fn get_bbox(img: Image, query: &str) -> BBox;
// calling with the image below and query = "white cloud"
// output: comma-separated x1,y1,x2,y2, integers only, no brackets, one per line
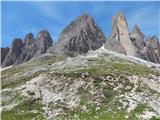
126,5,159,38
32,2,64,22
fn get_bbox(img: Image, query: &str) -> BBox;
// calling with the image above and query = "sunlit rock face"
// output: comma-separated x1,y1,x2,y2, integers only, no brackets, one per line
49,14,105,54
35,30,53,55
105,12,137,56
105,12,160,64
146,36,160,63
2,39,24,67
14,30,53,65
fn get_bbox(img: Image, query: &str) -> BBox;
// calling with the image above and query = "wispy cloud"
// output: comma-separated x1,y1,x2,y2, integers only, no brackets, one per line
126,3,159,38
1,1,160,47
32,2,65,22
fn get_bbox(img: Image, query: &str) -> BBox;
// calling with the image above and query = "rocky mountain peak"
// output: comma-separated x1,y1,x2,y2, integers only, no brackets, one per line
11,38,24,53
106,12,137,56
1,47,10,65
130,25,145,51
2,38,24,67
50,14,105,54
132,25,141,33
35,29,53,54
112,12,128,32
24,33,35,46
13,30,53,65
77,13,94,25
37,30,51,39
147,36,159,50
61,14,95,36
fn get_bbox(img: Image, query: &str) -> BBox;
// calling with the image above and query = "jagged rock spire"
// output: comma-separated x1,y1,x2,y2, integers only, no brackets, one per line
50,14,105,54
2,39,24,67
35,29,53,54
1,47,10,65
132,25,141,33
14,30,53,65
105,12,137,56
24,33,35,46
130,25,145,51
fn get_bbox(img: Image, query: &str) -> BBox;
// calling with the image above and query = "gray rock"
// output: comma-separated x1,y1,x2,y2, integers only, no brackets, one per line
129,25,148,60
129,25,160,63
49,14,105,54
34,30,53,56
104,38,126,54
105,12,137,56
14,30,53,65
2,39,24,67
24,33,35,46
147,36,160,55
1,47,10,65
130,25,146,51
14,33,36,65
105,12,160,64
146,36,160,63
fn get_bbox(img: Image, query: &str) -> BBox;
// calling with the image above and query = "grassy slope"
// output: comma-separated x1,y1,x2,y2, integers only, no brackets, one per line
1,56,160,120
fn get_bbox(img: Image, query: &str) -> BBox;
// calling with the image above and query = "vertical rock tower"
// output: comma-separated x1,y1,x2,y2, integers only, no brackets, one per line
105,12,137,56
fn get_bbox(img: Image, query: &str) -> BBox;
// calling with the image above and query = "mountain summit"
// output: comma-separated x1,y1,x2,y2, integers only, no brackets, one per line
1,12,160,68
49,14,106,54
105,12,137,56
105,12,160,63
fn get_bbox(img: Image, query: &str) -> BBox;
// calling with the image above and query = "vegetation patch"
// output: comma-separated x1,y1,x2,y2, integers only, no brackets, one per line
1,72,40,89
2,99,44,120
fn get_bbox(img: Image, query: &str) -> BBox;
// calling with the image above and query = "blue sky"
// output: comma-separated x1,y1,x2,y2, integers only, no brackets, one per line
1,1,160,47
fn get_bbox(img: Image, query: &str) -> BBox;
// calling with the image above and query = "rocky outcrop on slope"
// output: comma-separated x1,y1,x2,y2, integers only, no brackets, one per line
105,12,160,64
14,30,53,65
14,33,36,65
147,36,160,55
34,30,53,56
146,36,160,63
2,30,53,67
1,47,10,65
2,39,24,67
105,12,137,56
49,14,105,54
24,33,35,46
130,25,146,51
129,25,148,60
130,25,160,63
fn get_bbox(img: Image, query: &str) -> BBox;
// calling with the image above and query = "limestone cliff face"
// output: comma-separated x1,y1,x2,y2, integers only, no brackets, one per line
49,14,105,54
2,30,53,67
105,12,137,56
34,30,53,55
1,12,160,67
14,33,36,65
2,39,24,67
146,36,160,63
14,30,53,65
130,25,160,63
105,12,160,64
130,25,146,51
1,47,10,65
